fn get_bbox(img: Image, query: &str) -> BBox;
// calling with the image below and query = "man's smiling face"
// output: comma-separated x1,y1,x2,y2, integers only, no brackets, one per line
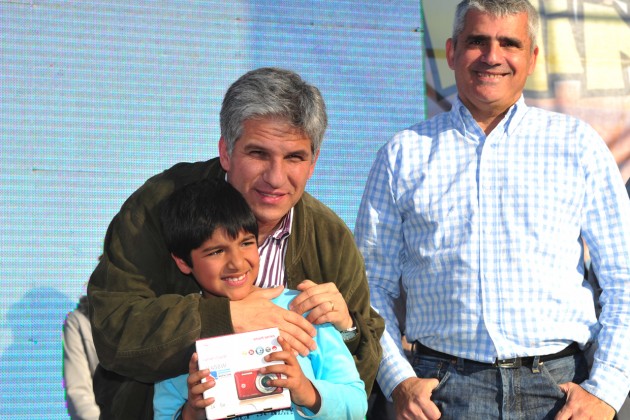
446,9,538,120
219,117,318,240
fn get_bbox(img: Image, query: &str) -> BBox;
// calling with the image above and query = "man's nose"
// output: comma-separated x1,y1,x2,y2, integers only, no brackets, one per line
262,159,286,188
482,42,501,65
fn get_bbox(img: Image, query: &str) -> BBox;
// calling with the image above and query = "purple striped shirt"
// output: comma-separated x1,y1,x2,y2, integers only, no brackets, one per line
255,208,292,288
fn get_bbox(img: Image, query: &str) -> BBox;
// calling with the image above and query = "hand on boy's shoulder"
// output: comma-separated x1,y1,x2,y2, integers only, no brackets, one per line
290,280,353,331
229,286,317,357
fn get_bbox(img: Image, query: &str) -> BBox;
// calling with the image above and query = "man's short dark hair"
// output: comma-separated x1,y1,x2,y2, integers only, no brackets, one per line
161,179,258,267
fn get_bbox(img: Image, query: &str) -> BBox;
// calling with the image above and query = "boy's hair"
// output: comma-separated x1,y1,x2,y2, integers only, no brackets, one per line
161,179,258,267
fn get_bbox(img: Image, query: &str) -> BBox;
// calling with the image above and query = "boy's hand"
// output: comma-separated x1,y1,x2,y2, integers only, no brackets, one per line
183,352,216,420
260,336,322,413
230,286,317,356
290,280,353,331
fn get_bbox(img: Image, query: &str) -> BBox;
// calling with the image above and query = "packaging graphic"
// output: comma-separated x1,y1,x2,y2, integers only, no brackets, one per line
196,327,291,419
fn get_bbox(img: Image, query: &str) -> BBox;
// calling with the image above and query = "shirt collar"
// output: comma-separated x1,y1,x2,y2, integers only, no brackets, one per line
450,95,529,139
270,207,293,241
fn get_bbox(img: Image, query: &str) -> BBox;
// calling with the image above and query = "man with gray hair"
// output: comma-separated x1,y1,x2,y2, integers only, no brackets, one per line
89,67,384,418
355,0,630,418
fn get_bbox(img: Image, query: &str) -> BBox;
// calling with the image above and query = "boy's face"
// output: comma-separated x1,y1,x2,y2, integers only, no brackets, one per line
172,228,259,301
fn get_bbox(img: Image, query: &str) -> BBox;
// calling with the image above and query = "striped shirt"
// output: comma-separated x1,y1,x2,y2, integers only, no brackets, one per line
354,96,630,411
256,208,292,288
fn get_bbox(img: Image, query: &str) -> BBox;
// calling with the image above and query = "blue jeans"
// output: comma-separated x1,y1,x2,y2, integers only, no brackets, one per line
411,351,589,420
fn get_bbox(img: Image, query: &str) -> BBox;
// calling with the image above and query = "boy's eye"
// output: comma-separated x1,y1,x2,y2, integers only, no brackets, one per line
206,249,223,257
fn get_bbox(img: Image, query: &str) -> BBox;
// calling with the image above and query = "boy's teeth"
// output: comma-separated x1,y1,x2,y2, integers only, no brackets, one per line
226,274,245,282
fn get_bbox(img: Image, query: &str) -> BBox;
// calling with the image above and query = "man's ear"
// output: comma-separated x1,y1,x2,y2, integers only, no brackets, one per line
171,253,193,275
218,137,230,172
527,45,539,76
446,38,455,70
307,149,319,180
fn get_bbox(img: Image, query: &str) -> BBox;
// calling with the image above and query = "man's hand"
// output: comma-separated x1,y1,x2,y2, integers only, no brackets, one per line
230,286,317,356
289,280,353,331
392,377,441,420
555,382,615,420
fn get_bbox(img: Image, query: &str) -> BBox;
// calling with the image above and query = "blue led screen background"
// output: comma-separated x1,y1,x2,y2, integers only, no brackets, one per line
0,1,424,417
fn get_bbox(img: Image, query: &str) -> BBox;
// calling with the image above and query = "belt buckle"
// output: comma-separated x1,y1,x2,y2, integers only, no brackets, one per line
494,357,522,368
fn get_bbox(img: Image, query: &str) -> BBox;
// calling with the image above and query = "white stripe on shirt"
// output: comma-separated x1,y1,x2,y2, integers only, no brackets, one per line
256,208,292,288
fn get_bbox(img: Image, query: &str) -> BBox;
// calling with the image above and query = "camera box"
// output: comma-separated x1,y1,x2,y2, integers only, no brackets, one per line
196,327,291,419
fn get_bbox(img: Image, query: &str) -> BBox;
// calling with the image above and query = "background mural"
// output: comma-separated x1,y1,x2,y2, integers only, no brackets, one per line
0,1,424,417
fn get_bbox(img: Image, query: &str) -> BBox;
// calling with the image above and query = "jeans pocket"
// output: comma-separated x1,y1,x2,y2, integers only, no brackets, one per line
412,355,452,392
539,354,589,398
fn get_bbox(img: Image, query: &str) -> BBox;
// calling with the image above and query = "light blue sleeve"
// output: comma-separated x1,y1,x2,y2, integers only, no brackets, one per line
297,323,367,420
153,374,188,420
354,144,416,398
578,124,630,411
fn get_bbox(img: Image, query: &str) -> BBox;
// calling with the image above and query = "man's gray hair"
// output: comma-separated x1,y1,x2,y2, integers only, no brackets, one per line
220,67,327,157
453,0,539,51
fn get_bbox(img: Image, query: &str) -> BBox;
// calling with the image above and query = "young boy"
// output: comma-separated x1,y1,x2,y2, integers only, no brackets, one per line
153,179,367,420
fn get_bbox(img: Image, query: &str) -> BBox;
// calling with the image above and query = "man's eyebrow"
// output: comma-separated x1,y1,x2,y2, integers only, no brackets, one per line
498,35,523,47
466,34,490,43
241,141,265,149
465,34,524,48
286,149,310,156
240,142,271,154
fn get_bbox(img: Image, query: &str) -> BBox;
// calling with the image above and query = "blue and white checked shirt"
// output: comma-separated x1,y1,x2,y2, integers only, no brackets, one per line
354,96,630,411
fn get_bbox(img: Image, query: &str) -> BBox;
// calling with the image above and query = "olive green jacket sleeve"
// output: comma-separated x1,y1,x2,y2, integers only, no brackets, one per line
285,193,384,395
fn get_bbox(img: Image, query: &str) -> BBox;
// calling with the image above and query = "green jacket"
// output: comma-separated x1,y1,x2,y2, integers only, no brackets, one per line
88,158,384,418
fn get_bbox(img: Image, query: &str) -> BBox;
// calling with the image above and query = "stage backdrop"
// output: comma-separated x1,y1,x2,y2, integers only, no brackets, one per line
0,1,424,418
424,0,630,181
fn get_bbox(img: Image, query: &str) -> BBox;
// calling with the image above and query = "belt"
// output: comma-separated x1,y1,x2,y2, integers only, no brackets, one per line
412,342,580,368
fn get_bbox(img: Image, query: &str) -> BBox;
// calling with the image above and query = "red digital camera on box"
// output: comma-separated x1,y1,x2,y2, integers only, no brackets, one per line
234,369,283,400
